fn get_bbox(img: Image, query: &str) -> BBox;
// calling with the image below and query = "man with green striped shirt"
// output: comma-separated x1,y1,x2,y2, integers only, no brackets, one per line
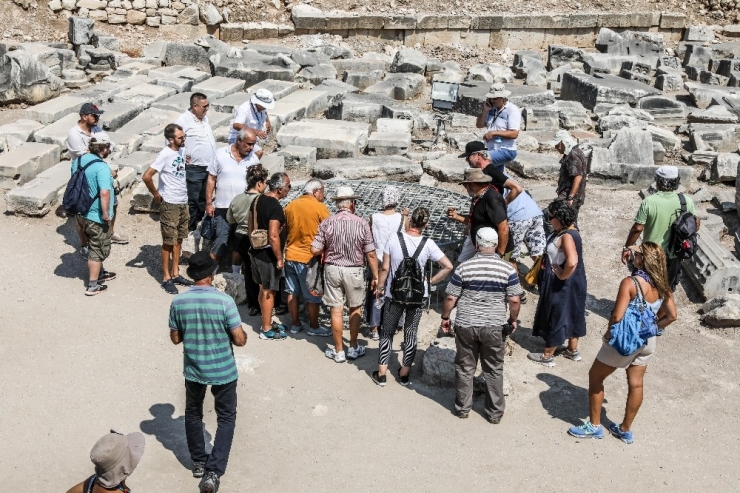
169,251,247,493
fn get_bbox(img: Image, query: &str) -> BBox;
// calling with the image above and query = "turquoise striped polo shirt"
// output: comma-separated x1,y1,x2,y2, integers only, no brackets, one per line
169,286,242,385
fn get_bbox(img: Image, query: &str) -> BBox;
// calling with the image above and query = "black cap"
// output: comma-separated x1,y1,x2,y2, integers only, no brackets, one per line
458,140,486,158
79,102,104,116
186,251,218,281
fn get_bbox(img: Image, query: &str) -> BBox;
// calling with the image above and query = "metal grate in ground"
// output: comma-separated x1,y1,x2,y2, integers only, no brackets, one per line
283,180,470,248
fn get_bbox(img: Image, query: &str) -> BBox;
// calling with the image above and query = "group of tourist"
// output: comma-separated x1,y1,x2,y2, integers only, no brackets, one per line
65,83,695,492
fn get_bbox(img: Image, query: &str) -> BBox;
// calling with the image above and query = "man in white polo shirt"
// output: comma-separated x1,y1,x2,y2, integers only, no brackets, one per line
205,128,260,267
228,89,274,159
476,83,521,174
142,123,195,295
174,92,217,234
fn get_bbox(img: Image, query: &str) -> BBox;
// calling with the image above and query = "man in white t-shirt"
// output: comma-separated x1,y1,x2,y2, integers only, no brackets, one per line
174,93,218,233
142,123,195,295
475,83,521,174
228,89,274,159
205,128,260,264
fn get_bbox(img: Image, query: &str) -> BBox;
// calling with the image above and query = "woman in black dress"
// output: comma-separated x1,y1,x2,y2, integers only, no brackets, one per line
529,200,587,367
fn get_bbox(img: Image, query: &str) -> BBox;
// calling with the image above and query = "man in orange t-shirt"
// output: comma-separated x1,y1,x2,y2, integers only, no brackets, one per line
284,179,331,336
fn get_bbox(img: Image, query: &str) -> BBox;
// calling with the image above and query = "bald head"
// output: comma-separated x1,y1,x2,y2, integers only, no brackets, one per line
235,127,257,158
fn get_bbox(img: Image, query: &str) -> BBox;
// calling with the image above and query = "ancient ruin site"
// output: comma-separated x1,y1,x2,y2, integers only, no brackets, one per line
1,0,739,490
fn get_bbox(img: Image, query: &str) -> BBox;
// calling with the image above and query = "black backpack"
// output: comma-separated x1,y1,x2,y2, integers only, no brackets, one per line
669,193,699,260
391,232,428,307
62,157,104,215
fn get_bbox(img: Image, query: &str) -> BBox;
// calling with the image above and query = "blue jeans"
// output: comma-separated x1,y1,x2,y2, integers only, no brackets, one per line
284,260,322,304
489,148,517,173
185,379,237,477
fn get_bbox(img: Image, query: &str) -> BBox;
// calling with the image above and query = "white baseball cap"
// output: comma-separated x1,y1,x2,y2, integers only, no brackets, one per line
90,131,111,145
655,165,678,179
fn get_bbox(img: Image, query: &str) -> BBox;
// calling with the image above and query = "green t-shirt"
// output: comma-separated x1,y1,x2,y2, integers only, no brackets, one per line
634,191,695,259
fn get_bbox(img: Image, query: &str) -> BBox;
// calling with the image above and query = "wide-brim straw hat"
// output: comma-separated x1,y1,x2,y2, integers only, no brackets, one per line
332,185,361,201
459,168,493,185
485,83,512,99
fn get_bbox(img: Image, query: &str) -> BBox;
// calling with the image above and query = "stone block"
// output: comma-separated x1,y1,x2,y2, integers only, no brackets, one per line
656,73,684,93
139,134,164,153
684,231,740,299
0,119,45,153
343,70,383,91
276,145,316,174
24,96,87,125
376,118,413,133
561,72,661,110
333,58,388,74
384,15,416,30
114,151,156,174
33,113,80,151
154,76,194,93
313,155,421,181
688,105,739,124
712,153,740,182
0,142,61,189
117,108,181,136
636,96,687,126
701,294,740,327
366,131,411,156
148,65,210,83
646,125,681,151
130,179,158,212
260,154,285,176
163,43,210,73
547,45,586,71
191,76,245,100
454,81,555,116
420,153,464,183
219,23,243,42
291,4,326,29
112,84,176,108
5,162,70,216
294,64,338,86
724,25,740,38
690,123,740,152
149,92,192,113
99,101,146,132
684,25,715,43
390,48,427,75
522,106,560,131
106,132,143,157
465,63,514,84
470,14,503,30
364,73,426,101
277,119,369,159
506,150,561,180
246,79,300,100
326,92,394,125
659,13,686,29
68,17,94,45
210,92,251,115
269,89,328,126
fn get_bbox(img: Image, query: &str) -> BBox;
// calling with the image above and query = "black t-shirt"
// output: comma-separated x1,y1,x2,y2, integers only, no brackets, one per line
481,165,508,193
251,194,286,261
470,187,515,253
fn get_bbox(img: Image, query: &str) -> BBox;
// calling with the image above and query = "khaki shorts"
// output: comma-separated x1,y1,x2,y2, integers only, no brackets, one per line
76,215,110,262
323,264,365,308
596,337,656,369
159,202,189,246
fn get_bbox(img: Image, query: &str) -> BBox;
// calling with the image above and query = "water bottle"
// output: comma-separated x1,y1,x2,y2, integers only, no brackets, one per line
493,135,503,150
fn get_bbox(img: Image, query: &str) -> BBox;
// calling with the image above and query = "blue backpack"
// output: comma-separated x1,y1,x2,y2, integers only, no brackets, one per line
62,157,103,215
608,277,659,356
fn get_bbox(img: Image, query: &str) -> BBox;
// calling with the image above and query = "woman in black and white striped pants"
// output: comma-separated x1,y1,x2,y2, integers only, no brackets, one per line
372,208,454,387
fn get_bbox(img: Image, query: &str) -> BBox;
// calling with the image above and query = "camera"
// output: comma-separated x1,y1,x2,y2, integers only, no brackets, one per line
502,323,515,339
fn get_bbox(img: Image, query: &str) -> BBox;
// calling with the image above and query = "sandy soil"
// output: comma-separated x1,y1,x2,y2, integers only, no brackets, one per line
1,178,739,491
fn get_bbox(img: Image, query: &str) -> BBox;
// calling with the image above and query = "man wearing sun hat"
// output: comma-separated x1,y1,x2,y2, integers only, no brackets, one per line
66,430,145,493
475,83,521,173
621,165,699,290
311,186,378,363
169,250,247,493
229,88,274,158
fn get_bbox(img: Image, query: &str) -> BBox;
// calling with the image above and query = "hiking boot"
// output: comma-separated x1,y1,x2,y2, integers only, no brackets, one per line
259,330,284,340
397,368,410,386
325,349,346,363
346,345,366,360
307,326,331,337
85,284,108,296
608,423,634,444
568,421,604,439
371,371,387,387
161,279,178,295
200,471,220,493
171,275,194,286
98,270,116,283
527,352,555,367
110,233,129,245
192,462,206,478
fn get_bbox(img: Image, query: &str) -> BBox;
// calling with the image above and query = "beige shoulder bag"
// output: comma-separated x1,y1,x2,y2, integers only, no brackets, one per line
249,195,269,249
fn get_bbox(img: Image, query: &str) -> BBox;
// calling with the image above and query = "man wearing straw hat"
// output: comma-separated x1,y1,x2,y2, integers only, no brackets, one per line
475,83,521,173
311,186,378,363
228,88,275,158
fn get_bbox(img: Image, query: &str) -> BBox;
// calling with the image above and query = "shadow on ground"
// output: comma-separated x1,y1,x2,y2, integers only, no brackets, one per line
537,373,608,427
140,403,212,471
126,244,164,283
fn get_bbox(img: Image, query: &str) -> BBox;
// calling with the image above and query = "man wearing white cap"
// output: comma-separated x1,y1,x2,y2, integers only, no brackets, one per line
475,83,521,173
311,186,378,363
622,166,699,290
440,227,522,423
229,88,274,158
70,132,117,296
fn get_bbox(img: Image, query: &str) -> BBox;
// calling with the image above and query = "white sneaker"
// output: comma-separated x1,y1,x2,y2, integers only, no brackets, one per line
325,349,346,363
290,324,304,334
346,345,366,360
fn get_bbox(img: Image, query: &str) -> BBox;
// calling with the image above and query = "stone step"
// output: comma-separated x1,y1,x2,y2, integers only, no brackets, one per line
6,161,70,216
191,76,245,99
112,84,177,108
117,108,182,136
277,119,369,159
366,131,411,156
114,151,158,174
268,90,328,126
685,231,740,299
130,179,159,213
33,113,81,153
24,95,87,125
0,119,46,153
313,155,421,181
0,142,61,190
100,101,146,132
150,93,193,113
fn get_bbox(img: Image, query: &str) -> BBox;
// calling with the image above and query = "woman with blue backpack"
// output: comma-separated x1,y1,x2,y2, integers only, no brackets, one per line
568,241,677,444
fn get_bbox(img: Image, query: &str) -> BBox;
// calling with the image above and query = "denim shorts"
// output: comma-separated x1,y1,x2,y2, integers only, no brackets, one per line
284,260,322,304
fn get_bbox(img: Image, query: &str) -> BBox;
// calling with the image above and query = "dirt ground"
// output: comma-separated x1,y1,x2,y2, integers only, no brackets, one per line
1,176,739,491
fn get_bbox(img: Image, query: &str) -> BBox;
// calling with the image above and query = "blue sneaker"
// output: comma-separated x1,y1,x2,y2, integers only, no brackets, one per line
568,420,604,439
608,423,634,444
259,330,285,340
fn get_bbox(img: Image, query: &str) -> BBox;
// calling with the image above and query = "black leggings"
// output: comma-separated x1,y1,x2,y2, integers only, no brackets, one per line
378,299,425,367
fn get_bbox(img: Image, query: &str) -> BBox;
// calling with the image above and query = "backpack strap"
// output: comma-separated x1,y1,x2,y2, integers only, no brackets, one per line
397,231,410,259
411,237,428,261
630,276,647,312
396,215,404,232
678,192,687,215
79,158,105,171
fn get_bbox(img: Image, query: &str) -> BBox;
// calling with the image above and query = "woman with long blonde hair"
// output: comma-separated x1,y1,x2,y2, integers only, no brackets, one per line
568,241,677,444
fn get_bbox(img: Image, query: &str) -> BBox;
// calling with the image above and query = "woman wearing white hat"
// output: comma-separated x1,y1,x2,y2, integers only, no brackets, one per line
66,430,145,493
228,88,275,158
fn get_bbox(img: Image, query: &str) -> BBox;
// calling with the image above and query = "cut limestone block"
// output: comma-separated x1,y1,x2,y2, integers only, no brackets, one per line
269,90,328,126
376,118,413,133
106,132,144,157
140,134,163,153
684,231,740,299
147,65,211,83
421,154,465,183
210,93,252,114
99,101,146,132
561,72,661,110
150,92,192,113
246,79,300,100
5,161,70,216
277,119,370,159
117,108,182,136
0,142,61,189
33,113,80,151
24,95,87,125
112,84,177,108
130,179,158,212
0,119,45,153
366,131,411,156
191,76,245,99
261,154,285,175
313,155,421,181
115,151,157,174
506,151,562,180
363,73,426,101
327,92,395,125
276,145,317,174
711,153,740,182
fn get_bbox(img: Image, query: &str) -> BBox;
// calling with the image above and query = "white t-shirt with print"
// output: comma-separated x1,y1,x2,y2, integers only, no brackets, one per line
151,147,188,205
383,232,445,299
206,145,260,209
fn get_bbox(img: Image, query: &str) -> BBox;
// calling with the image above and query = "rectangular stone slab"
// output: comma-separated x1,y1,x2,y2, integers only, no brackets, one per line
561,72,661,110
191,76,245,99
117,108,182,136
24,95,87,125
0,119,45,153
33,113,80,152
114,151,158,174
0,142,61,189
112,84,177,108
5,161,71,216
269,90,328,126
277,119,369,159
99,101,146,132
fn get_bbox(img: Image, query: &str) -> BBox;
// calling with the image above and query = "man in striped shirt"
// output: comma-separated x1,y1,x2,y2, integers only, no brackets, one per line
311,186,378,363
440,227,522,424
169,251,247,493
